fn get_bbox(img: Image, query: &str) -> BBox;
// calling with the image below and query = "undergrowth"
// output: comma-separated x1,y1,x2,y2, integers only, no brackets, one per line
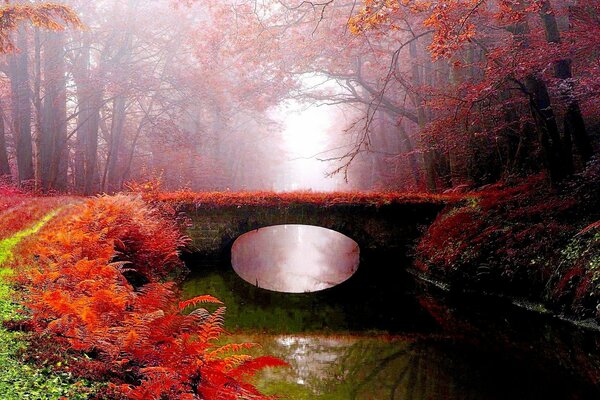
416,162,600,322
2,194,285,399
0,207,94,399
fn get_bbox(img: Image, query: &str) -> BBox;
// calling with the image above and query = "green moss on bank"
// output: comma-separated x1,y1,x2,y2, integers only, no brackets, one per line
0,210,94,399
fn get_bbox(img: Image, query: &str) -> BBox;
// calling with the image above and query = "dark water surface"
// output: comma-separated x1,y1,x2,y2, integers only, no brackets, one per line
182,226,600,399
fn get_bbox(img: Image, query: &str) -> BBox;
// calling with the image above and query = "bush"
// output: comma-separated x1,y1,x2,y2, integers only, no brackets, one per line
416,166,600,321
10,195,285,399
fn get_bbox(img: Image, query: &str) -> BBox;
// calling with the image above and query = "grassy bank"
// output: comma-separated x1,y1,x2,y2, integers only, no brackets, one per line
0,206,94,399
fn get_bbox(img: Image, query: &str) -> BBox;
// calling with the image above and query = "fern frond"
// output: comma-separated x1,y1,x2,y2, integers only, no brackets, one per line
207,342,259,359
180,307,211,332
197,306,226,342
221,354,253,371
179,295,223,311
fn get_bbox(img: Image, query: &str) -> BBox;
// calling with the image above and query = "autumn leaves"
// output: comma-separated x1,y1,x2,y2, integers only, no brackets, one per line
3,194,284,399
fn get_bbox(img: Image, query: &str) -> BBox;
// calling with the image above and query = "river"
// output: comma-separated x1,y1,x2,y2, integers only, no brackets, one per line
182,227,600,399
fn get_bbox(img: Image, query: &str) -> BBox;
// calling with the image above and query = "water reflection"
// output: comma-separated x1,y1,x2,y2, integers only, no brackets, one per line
241,333,598,400
231,225,359,293
183,249,600,399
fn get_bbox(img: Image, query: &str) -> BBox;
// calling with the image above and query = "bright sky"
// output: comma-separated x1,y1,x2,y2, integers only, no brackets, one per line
273,100,348,192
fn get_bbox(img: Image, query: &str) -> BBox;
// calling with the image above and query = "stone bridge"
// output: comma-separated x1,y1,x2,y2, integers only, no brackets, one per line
179,201,446,257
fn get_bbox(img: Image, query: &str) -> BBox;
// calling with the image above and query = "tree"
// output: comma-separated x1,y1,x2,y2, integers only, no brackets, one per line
347,0,598,185
0,2,81,186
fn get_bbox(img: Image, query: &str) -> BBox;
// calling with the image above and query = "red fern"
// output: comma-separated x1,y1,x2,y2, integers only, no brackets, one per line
178,294,224,310
7,194,285,399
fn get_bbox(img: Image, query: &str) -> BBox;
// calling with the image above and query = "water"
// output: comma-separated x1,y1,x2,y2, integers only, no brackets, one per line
182,226,600,399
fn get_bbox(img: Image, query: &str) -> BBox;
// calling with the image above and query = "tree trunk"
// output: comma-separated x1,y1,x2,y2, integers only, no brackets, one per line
41,31,68,191
448,54,469,187
509,19,570,182
106,96,127,192
84,97,100,195
73,36,101,195
33,27,43,189
9,25,34,184
397,121,421,188
540,0,593,164
105,0,137,193
0,107,10,176
409,39,436,192
73,122,85,191
524,75,569,181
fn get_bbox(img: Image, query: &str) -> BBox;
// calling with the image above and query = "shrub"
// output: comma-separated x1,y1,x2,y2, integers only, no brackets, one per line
416,167,600,318
11,195,285,399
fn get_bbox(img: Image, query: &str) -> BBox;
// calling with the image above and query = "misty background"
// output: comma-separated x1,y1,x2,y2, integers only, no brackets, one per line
2,0,596,194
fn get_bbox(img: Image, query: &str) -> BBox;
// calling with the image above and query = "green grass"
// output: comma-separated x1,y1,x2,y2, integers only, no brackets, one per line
0,210,58,265
0,209,94,399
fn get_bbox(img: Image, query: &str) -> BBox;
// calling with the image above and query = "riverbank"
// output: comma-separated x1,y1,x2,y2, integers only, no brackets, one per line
415,162,600,326
0,193,94,399
0,188,284,399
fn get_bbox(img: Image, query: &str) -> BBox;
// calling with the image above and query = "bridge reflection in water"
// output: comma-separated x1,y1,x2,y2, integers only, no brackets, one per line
244,334,463,399
231,224,359,293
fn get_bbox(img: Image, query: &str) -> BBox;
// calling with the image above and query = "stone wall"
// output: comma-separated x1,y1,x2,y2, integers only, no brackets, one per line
182,202,444,256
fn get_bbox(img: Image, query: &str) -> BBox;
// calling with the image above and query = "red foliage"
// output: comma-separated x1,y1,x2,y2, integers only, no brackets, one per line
348,0,600,187
416,174,595,292
415,207,484,271
416,167,600,320
0,182,24,198
0,193,68,240
137,188,462,208
0,182,28,214
8,195,285,399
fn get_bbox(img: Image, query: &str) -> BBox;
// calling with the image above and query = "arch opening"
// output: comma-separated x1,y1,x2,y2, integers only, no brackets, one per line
231,224,360,293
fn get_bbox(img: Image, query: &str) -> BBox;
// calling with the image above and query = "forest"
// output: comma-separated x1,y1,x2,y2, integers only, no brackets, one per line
0,0,595,192
0,0,599,399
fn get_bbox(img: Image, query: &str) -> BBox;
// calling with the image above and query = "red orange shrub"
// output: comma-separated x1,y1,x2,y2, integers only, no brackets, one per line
10,195,285,399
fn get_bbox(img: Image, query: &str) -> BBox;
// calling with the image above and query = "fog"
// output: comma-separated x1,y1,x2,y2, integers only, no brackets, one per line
273,101,348,191
231,225,359,293
0,0,429,193
3,0,592,193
